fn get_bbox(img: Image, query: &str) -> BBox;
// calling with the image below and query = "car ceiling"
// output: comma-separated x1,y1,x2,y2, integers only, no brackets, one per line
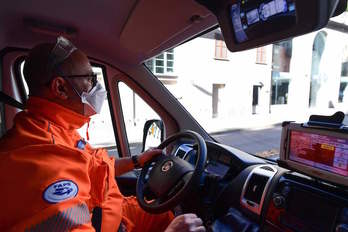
1,0,217,67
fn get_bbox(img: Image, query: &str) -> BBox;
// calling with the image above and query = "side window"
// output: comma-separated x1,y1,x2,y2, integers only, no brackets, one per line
118,82,161,155
78,67,117,150
20,61,29,98
19,61,117,152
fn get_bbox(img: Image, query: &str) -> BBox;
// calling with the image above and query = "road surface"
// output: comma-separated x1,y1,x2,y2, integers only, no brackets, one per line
212,115,348,158
212,126,282,158
110,115,348,159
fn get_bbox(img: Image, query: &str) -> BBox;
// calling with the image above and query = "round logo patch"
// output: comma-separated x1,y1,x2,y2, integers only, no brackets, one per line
43,180,78,204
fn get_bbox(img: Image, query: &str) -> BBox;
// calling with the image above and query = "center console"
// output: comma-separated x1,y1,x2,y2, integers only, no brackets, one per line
211,113,348,232
264,173,348,232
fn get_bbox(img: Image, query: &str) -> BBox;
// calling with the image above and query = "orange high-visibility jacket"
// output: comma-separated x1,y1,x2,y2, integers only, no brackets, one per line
0,97,124,231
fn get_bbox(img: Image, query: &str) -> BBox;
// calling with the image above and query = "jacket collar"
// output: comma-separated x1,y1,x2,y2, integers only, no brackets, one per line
26,97,90,130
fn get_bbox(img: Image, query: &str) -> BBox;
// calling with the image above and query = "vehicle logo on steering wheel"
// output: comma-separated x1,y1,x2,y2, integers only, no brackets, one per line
161,160,174,172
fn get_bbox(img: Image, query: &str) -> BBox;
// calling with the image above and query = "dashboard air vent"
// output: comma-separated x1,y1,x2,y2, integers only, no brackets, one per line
244,174,269,204
240,165,277,215
260,165,276,172
176,149,186,159
174,144,193,159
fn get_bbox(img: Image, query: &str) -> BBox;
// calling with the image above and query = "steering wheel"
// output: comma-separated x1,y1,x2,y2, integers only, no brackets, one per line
136,130,207,214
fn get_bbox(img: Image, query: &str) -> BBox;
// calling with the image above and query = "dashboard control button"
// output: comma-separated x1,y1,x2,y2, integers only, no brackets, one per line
281,185,291,196
273,195,285,208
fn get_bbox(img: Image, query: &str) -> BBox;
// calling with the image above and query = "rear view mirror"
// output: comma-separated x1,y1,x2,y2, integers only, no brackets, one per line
196,0,347,52
142,119,164,152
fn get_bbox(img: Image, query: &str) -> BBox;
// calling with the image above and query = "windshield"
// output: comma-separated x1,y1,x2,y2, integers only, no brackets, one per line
145,13,348,160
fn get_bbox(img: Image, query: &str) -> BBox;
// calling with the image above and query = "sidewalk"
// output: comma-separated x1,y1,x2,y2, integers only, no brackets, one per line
86,107,347,148
205,108,347,135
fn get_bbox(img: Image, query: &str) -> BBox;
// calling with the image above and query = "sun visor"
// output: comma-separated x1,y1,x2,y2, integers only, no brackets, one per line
120,0,212,55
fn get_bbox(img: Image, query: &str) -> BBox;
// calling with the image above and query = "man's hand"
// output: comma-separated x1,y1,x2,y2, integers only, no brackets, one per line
114,149,162,176
165,214,205,232
137,149,163,167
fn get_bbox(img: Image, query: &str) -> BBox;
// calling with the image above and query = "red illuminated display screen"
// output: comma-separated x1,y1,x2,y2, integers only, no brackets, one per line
289,130,348,177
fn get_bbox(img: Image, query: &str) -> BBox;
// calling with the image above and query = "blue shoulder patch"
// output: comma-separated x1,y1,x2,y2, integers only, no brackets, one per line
76,139,86,150
43,180,78,204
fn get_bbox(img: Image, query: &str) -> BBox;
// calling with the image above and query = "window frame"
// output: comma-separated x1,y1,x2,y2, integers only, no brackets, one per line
118,81,163,155
106,66,179,158
89,62,120,151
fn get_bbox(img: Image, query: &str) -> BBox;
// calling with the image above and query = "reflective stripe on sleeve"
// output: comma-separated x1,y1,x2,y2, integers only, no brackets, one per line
25,203,90,232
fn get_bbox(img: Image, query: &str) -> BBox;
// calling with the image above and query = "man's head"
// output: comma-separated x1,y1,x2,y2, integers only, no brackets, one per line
23,37,98,116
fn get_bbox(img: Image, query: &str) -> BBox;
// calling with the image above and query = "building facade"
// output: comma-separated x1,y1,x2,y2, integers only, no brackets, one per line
145,20,348,132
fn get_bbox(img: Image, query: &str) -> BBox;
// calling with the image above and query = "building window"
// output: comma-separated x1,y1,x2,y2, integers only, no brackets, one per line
145,49,174,75
339,60,348,103
309,31,327,107
256,46,267,64
271,40,292,105
339,81,348,103
215,40,228,60
271,71,290,105
272,40,292,72
212,83,225,118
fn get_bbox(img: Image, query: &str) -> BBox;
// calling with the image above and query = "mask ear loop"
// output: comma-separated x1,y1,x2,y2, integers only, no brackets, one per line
86,121,90,141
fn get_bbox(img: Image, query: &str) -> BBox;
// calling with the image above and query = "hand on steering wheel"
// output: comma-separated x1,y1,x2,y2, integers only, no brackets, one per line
136,130,207,214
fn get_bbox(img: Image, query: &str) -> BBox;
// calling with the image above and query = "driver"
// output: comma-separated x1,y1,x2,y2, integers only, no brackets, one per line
0,37,205,232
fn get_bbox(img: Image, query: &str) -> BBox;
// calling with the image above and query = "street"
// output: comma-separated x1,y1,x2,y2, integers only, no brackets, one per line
126,126,283,158
212,125,282,158
110,115,348,159
212,115,348,158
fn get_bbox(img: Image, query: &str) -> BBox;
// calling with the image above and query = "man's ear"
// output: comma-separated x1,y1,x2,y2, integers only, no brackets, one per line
50,77,69,100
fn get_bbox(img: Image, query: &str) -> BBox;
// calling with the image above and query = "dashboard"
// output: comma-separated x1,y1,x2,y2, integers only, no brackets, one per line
172,140,348,232
174,143,242,178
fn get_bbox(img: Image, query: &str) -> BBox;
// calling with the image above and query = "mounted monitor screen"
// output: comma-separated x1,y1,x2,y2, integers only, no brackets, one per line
279,123,348,187
196,0,345,52
230,0,296,43
289,130,348,177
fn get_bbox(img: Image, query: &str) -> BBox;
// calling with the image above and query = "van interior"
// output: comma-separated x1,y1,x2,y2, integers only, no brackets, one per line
1,1,348,231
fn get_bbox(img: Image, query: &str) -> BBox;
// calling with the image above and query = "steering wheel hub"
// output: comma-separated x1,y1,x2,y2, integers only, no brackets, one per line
161,160,174,172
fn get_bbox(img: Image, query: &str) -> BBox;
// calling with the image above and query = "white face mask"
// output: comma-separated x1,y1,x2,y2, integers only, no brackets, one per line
80,82,107,116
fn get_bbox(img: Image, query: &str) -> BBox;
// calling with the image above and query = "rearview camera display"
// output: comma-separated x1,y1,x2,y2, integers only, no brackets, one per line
289,130,348,177
230,0,296,43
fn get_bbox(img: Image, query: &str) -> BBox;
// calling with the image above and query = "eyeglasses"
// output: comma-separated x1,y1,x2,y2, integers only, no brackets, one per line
61,73,98,88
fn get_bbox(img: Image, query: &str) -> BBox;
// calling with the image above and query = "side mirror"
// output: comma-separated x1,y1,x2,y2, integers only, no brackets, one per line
142,119,164,152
